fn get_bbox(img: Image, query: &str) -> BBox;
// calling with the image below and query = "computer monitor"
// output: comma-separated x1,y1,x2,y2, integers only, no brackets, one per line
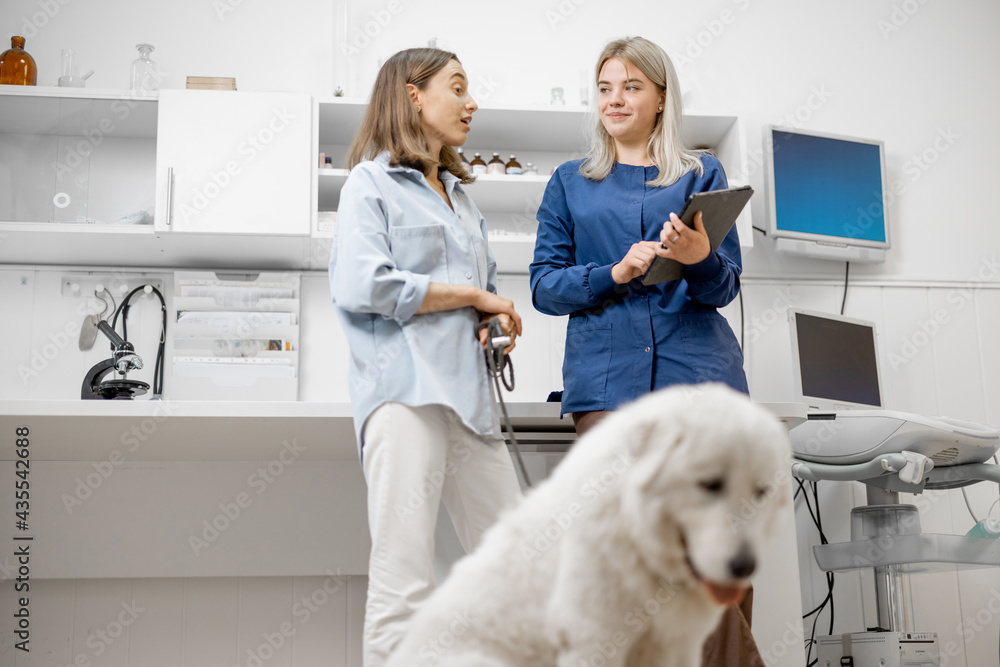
764,126,889,263
789,309,883,410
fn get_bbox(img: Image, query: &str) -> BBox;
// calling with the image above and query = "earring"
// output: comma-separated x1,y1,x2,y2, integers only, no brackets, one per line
658,106,663,111
416,106,421,113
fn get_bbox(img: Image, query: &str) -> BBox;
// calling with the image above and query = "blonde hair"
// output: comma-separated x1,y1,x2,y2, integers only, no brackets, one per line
347,48,473,184
580,36,704,187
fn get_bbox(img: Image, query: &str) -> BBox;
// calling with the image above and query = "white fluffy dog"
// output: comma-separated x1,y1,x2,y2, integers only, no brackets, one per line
385,383,791,667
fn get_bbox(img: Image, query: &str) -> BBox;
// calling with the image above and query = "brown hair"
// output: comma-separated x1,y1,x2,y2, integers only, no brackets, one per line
346,48,473,184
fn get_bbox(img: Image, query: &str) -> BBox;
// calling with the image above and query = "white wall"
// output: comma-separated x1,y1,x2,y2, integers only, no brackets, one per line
8,0,996,281
2,0,1000,666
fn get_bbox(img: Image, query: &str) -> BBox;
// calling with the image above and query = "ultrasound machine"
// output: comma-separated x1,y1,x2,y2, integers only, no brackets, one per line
786,309,1000,667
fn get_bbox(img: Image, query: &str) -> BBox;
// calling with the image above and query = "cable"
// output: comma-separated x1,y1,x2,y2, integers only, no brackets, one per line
110,285,167,397
840,262,850,315
988,498,1000,520
994,455,999,501
961,455,1000,524
482,317,531,488
96,287,116,322
795,478,835,667
962,487,981,523
738,287,745,352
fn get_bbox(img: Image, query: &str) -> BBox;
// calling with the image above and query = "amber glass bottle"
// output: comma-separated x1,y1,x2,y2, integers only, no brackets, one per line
470,152,487,175
487,152,505,175
505,155,522,175
0,36,38,86
457,147,471,170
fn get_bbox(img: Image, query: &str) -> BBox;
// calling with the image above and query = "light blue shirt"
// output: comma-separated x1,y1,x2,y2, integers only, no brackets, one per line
329,152,499,458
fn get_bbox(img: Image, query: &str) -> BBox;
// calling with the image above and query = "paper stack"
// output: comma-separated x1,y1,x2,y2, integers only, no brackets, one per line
186,76,237,91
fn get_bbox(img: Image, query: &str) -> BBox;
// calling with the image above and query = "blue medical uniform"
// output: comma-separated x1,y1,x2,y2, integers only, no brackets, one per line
529,155,748,416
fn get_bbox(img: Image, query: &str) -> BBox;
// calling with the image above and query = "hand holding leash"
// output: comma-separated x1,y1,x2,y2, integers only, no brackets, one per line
478,315,530,487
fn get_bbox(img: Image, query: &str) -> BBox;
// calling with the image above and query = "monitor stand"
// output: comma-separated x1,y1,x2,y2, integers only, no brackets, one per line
774,236,886,263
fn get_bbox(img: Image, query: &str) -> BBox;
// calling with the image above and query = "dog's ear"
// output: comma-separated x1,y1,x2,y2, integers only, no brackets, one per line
619,418,685,527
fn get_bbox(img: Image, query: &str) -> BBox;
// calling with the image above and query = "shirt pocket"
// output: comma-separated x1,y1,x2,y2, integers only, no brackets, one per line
389,224,448,280
678,312,747,390
469,234,489,286
562,320,612,407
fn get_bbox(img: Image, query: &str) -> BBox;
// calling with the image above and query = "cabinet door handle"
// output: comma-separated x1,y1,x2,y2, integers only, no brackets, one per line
165,167,174,226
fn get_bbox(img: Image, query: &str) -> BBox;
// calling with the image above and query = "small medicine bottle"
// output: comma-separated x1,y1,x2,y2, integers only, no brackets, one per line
324,157,333,169
487,152,505,175
457,147,471,170
470,152,487,175
523,162,538,175
505,155,522,175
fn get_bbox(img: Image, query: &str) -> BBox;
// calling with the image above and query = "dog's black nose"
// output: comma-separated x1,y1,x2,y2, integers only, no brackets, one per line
728,549,756,578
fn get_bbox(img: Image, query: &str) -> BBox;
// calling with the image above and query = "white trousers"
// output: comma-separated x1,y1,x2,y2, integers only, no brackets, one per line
361,402,522,667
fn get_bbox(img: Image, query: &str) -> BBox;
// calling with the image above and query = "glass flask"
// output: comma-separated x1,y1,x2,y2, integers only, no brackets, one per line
0,36,38,86
550,87,565,106
130,43,159,94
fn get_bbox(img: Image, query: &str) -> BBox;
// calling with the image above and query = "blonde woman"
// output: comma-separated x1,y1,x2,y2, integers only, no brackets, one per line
529,36,757,666
329,48,522,666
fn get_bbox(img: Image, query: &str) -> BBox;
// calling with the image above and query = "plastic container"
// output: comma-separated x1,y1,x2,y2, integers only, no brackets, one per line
966,518,1000,539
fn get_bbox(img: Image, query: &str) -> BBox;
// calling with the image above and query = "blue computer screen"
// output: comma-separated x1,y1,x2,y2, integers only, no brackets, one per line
771,130,886,243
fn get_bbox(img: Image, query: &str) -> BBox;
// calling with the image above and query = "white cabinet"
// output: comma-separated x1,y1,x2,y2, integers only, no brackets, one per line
155,89,312,235
0,86,318,268
0,88,749,272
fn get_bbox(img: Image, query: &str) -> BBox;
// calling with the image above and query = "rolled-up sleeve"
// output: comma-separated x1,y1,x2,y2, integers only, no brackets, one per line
329,166,430,323
530,173,619,316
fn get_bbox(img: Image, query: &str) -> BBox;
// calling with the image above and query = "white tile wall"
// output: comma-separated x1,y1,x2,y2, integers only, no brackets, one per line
0,576,367,667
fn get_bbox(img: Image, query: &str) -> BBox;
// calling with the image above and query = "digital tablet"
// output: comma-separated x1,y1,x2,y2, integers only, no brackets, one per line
642,185,754,285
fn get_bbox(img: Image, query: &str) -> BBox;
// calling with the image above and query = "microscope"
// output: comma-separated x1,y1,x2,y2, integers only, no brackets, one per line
81,319,150,400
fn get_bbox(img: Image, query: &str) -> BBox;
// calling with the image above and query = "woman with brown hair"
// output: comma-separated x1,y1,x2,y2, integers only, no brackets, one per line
329,48,523,666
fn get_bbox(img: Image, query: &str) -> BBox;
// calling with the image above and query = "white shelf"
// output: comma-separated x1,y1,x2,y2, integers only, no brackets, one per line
489,233,537,274
0,223,332,270
0,85,158,137
0,84,159,100
316,168,542,273
317,97,737,154
317,168,349,210
0,400,569,462
814,534,1000,574
465,173,550,212
317,169,550,217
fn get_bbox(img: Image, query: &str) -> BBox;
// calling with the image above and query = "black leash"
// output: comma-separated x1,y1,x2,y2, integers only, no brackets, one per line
481,316,531,488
